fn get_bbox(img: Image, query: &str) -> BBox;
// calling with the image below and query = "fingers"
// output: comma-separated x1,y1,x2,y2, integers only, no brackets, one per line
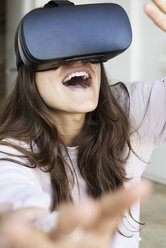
5,222,55,248
0,207,48,233
144,3,166,32
151,0,166,13
0,207,49,233
0,208,55,248
50,180,152,248
8,207,49,222
0,181,150,248
78,180,152,239
55,200,98,235
0,203,13,214
55,203,80,235
0,207,49,246
55,180,152,234
87,179,152,229
0,208,76,248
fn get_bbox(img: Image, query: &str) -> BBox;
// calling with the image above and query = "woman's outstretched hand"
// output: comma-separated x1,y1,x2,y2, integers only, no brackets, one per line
144,0,166,32
0,180,152,248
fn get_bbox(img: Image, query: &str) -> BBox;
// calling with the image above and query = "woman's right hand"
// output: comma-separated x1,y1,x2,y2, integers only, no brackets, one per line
0,180,152,248
53,179,152,248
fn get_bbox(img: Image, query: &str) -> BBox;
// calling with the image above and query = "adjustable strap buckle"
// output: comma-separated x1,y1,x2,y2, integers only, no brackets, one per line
44,0,74,8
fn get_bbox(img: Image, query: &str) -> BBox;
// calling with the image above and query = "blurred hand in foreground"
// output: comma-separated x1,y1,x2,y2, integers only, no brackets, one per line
0,180,152,248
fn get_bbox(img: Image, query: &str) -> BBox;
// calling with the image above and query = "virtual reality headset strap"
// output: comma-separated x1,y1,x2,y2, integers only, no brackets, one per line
44,0,74,8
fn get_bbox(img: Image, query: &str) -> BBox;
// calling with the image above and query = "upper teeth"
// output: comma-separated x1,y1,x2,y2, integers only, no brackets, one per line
63,72,89,83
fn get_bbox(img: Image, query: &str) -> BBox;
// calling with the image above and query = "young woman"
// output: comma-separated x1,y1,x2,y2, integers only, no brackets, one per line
0,1,165,248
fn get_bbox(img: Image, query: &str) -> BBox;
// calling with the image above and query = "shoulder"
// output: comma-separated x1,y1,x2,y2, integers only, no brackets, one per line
111,78,166,135
0,138,38,154
0,138,43,184
110,77,166,112
124,78,166,144
111,77,166,96
0,138,38,167
122,77,166,100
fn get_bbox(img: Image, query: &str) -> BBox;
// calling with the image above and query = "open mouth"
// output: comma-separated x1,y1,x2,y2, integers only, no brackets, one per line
63,76,91,88
62,72,92,89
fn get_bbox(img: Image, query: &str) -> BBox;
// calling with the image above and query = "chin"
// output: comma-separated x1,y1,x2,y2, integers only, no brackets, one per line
76,104,98,113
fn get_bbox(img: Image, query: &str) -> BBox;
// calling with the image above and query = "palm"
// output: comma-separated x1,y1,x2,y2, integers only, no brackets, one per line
0,181,151,248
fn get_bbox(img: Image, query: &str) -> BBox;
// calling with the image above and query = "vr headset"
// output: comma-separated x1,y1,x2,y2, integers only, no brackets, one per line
16,0,132,71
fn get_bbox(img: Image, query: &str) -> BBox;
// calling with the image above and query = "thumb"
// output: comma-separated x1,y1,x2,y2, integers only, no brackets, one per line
2,207,49,228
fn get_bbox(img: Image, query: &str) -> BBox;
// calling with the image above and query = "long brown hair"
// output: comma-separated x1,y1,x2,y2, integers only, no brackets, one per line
0,61,149,237
0,0,151,236
0,63,139,205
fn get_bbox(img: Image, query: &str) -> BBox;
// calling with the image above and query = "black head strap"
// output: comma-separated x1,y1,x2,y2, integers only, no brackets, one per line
44,0,74,8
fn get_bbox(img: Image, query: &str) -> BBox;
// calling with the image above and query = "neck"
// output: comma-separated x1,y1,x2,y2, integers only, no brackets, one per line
53,112,86,147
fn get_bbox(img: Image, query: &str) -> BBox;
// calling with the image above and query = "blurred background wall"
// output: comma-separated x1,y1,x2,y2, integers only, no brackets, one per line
1,0,166,184
0,1,6,99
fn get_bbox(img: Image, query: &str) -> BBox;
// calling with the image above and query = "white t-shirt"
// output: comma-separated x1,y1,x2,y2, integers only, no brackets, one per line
0,79,166,248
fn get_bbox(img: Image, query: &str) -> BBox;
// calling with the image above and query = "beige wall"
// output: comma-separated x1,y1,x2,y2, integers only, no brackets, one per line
6,0,36,93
